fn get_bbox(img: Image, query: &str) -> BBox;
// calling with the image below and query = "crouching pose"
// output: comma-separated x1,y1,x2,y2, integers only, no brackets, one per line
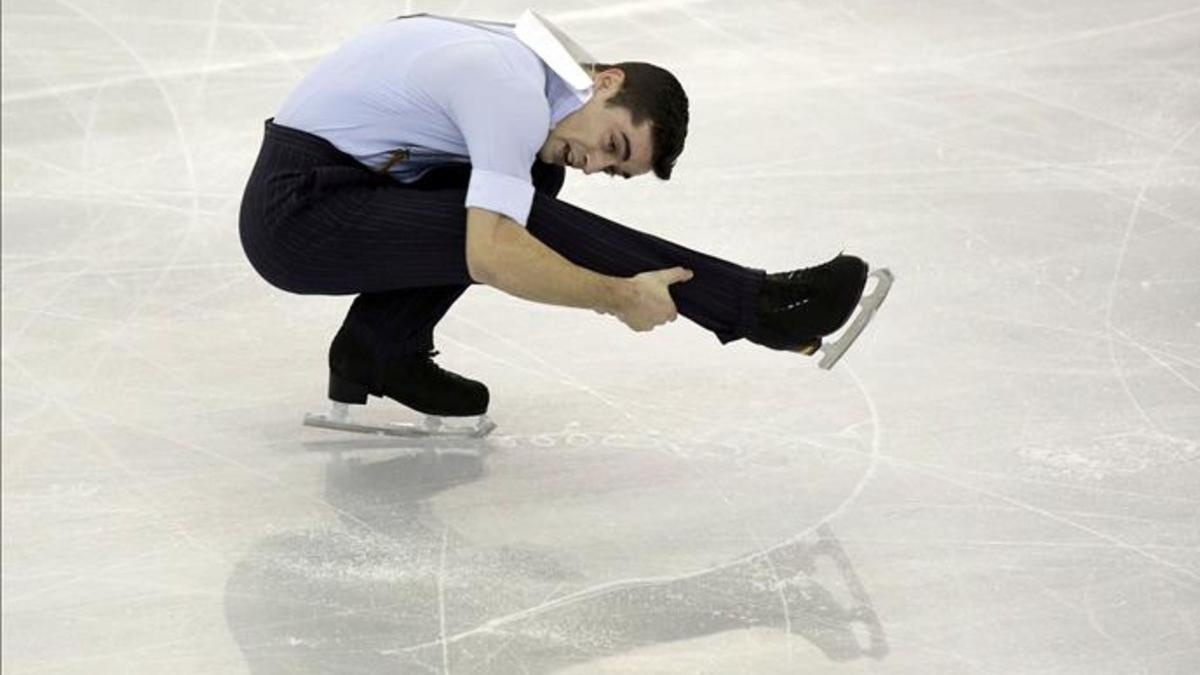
238,11,891,437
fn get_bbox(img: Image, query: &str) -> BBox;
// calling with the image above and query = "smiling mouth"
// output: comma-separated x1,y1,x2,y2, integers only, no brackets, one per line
562,142,577,168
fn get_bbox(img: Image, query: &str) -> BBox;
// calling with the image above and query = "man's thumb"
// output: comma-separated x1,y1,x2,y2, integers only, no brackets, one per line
664,267,694,285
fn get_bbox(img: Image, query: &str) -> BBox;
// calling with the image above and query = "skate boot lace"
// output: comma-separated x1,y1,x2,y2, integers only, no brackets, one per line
415,349,442,371
411,350,470,385
766,265,831,313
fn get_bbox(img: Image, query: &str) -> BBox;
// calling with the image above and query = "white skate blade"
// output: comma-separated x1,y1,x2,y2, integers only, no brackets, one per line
303,402,496,438
818,268,894,370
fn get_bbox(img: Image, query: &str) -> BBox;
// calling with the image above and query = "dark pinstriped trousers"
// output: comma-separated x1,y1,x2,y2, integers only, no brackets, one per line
239,121,765,362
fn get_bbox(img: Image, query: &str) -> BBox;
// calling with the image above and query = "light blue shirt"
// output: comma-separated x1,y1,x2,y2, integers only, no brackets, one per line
274,12,595,226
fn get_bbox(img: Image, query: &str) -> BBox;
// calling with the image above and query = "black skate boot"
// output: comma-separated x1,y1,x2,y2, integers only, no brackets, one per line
327,326,489,417
747,254,869,353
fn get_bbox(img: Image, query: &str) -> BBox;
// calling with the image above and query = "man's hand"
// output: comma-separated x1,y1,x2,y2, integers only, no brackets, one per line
608,267,694,332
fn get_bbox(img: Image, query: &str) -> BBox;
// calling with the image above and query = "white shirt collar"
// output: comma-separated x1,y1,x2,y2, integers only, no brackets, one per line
513,9,595,103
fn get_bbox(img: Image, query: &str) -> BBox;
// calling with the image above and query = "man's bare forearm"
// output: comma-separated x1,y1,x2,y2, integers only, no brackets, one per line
466,207,629,313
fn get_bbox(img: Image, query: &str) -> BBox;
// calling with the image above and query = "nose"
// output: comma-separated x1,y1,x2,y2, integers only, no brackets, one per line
582,149,614,175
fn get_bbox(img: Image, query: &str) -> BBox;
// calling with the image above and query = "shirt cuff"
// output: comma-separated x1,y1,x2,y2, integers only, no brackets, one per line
464,169,536,226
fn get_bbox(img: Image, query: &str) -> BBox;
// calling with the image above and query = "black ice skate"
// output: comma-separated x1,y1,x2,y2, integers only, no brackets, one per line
748,254,893,370
303,327,495,438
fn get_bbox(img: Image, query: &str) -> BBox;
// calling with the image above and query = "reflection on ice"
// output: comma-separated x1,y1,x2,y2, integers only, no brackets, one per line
226,448,886,673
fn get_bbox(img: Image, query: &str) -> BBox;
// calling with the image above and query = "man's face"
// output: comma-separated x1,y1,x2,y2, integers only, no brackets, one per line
539,69,654,179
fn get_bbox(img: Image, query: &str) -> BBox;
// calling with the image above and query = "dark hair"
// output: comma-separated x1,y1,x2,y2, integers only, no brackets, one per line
586,62,689,180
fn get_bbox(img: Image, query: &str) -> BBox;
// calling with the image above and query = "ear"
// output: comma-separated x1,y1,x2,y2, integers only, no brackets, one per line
594,67,625,93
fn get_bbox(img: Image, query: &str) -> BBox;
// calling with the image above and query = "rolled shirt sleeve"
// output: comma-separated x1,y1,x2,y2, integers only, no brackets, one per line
413,41,551,225
465,169,538,226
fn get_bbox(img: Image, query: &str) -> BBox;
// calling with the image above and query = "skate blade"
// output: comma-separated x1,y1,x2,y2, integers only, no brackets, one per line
303,403,496,439
818,268,894,370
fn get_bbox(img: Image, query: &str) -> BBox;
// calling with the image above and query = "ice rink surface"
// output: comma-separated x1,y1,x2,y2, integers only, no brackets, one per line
3,0,1199,672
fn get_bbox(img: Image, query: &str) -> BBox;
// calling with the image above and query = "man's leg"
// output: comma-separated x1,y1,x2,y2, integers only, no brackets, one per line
277,177,761,345
525,192,764,343
331,161,763,346
337,160,762,359
341,285,468,359
335,163,564,365
334,165,473,369
323,164,565,417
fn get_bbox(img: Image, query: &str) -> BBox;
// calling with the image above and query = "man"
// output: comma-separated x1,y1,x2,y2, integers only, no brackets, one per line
239,10,888,435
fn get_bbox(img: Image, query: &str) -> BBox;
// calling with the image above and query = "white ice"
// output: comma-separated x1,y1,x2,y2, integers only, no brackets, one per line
2,0,1198,673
